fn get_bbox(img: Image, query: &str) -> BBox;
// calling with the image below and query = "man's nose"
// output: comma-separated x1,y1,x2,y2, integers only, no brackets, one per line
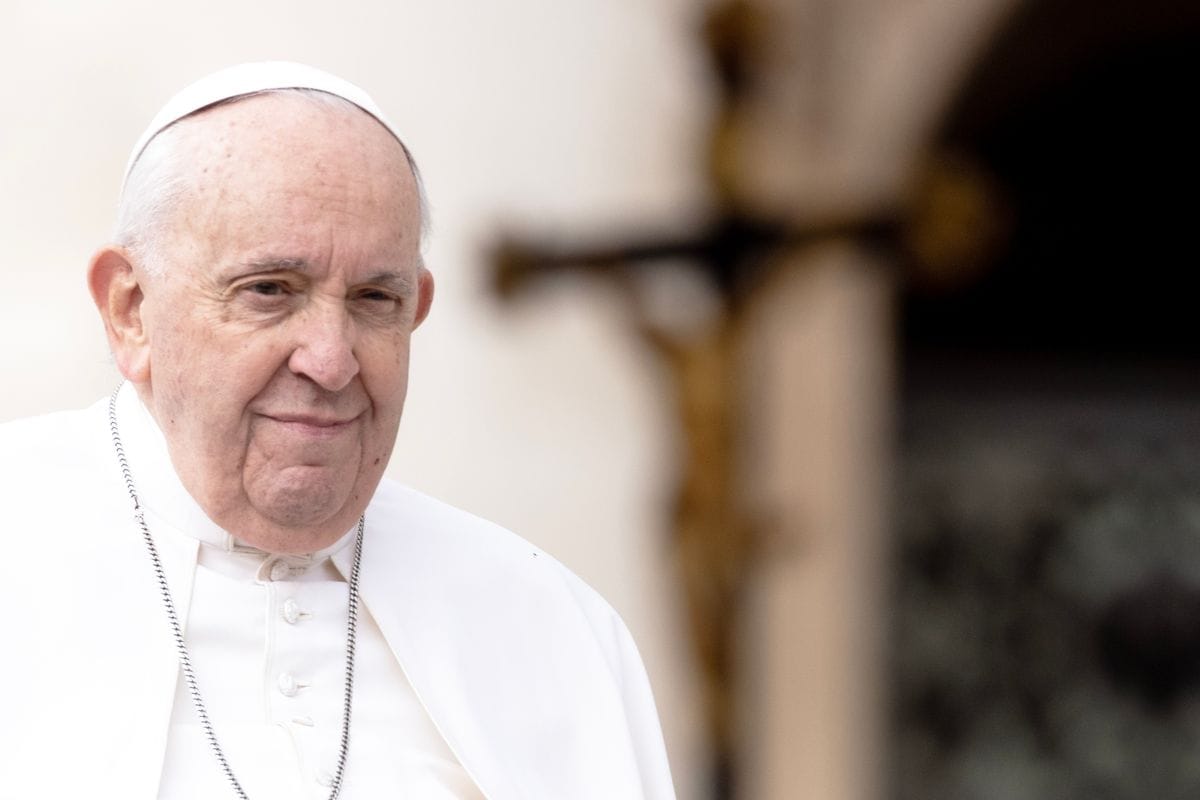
287,302,360,391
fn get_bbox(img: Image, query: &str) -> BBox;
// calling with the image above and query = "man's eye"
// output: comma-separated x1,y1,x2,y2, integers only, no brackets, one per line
248,281,286,296
358,290,398,304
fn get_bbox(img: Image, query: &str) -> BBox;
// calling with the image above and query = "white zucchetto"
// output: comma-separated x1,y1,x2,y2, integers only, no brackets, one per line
123,61,405,190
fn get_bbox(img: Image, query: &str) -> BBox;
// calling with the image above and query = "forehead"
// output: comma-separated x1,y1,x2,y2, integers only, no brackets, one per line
176,90,410,171
165,94,420,265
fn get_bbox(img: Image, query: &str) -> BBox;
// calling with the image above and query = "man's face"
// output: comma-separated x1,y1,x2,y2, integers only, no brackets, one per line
132,93,431,553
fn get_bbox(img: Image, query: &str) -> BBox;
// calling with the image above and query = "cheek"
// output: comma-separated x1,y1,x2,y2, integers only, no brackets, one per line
147,313,217,391
154,340,273,436
361,333,412,388
146,332,194,421
360,344,411,436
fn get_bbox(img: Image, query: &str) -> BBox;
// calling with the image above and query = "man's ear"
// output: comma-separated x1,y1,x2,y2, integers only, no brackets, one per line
88,246,151,382
413,266,435,329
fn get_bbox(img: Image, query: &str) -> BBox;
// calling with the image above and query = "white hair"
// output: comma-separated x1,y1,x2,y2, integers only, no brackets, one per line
113,88,431,274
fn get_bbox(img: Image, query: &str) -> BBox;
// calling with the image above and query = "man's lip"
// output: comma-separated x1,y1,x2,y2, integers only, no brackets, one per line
263,413,361,428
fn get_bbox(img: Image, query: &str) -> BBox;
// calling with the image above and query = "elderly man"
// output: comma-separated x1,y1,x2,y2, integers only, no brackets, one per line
0,63,674,799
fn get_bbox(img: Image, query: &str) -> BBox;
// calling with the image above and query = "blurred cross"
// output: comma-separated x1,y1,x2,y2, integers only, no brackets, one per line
491,1,998,796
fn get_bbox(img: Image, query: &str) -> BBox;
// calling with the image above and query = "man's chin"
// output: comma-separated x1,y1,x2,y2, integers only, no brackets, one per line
242,475,361,547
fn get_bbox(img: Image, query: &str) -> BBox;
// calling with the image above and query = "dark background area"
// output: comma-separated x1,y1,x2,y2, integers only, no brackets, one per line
893,1,1200,797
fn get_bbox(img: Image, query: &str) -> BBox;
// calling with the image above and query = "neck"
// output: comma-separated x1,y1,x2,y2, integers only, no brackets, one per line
219,516,361,555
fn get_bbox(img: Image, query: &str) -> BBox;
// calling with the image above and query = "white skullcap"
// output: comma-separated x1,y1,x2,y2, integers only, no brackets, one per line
122,61,404,190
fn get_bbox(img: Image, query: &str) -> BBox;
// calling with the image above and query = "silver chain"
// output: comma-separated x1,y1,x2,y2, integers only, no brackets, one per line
107,384,363,799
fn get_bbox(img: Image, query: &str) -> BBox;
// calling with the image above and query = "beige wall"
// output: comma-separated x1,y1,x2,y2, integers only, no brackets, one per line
0,3,707,797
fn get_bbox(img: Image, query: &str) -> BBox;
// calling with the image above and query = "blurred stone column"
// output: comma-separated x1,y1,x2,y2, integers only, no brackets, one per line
740,245,893,800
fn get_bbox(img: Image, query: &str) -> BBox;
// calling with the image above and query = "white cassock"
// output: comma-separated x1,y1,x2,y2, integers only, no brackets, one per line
0,384,675,799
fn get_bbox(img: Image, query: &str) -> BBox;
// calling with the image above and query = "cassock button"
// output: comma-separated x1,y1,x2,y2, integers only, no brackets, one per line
269,560,292,582
277,672,300,697
282,598,302,624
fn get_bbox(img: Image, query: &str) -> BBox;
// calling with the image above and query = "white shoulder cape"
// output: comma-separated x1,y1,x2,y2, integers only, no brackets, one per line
0,393,675,799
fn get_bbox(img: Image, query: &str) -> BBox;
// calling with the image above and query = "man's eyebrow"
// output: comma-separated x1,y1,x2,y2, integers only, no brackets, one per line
226,260,415,293
241,257,310,272
364,271,416,295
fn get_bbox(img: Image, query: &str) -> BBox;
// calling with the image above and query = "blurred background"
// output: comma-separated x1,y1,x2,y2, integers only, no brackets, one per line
1,0,1196,798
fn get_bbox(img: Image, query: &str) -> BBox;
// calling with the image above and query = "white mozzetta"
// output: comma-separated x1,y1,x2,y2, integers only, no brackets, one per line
0,383,675,799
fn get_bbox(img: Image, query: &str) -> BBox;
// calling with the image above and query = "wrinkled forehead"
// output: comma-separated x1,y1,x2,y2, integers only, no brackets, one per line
123,61,406,191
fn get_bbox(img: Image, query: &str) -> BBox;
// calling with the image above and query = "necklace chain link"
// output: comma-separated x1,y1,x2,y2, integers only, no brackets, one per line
107,384,362,800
